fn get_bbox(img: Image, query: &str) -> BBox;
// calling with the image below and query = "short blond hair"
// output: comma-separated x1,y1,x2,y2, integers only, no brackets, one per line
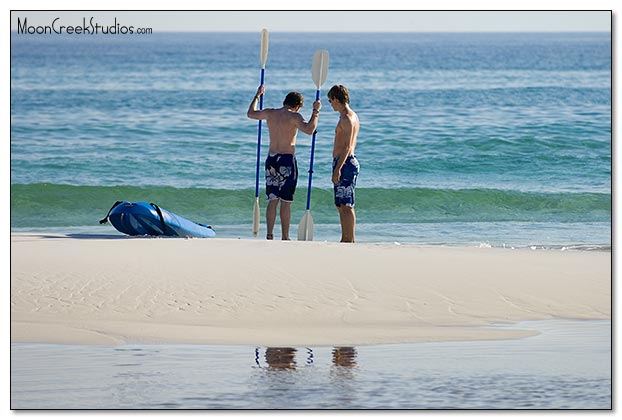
327,85,350,104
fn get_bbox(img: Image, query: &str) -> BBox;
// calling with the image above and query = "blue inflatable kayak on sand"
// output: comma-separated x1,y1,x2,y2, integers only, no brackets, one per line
99,201,216,238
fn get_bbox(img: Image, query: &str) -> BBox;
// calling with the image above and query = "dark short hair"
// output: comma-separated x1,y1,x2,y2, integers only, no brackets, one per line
327,85,350,104
283,92,304,108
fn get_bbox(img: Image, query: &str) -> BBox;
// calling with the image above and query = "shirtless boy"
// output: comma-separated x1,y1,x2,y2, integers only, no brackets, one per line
327,85,360,243
247,85,321,240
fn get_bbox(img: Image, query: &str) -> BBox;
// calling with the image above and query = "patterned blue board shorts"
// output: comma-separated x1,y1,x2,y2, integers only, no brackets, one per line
265,153,298,202
333,155,360,207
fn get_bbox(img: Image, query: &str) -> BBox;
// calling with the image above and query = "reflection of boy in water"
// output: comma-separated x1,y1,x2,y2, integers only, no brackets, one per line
332,347,357,368
265,347,297,370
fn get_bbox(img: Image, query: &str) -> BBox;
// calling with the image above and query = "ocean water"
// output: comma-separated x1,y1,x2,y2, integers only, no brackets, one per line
10,319,611,409
10,32,611,247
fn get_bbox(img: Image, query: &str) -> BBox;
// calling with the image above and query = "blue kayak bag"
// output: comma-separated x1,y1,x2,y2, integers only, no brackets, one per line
100,201,215,238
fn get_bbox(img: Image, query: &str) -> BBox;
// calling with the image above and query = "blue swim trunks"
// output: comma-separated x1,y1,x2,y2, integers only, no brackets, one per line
265,153,298,202
333,155,360,207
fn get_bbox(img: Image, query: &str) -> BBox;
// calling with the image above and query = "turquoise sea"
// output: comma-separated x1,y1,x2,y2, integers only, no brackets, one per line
11,32,611,246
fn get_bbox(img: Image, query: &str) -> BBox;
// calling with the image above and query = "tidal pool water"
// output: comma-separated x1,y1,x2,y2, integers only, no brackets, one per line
10,319,611,409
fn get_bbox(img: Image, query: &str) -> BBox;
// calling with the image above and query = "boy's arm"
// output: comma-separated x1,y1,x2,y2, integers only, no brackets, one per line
332,118,353,184
295,100,322,135
247,85,269,120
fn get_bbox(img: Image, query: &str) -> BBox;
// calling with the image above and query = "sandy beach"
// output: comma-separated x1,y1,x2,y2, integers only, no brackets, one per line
10,233,611,346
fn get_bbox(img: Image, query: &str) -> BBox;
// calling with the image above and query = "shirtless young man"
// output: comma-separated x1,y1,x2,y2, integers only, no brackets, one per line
247,85,321,240
327,85,360,243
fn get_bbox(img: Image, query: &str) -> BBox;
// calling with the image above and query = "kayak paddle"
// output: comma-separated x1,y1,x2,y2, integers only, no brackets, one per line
253,28,269,237
298,50,329,241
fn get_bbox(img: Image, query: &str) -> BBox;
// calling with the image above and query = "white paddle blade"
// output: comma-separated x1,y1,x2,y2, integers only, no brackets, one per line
311,50,329,89
297,210,314,241
260,29,269,68
252,198,260,237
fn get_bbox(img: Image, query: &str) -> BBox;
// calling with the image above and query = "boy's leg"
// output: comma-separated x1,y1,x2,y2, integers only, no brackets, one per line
280,200,292,240
266,199,279,240
338,205,356,243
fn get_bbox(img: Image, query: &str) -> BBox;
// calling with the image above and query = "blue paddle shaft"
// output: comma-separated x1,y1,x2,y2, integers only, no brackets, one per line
305,89,321,210
254,68,265,198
